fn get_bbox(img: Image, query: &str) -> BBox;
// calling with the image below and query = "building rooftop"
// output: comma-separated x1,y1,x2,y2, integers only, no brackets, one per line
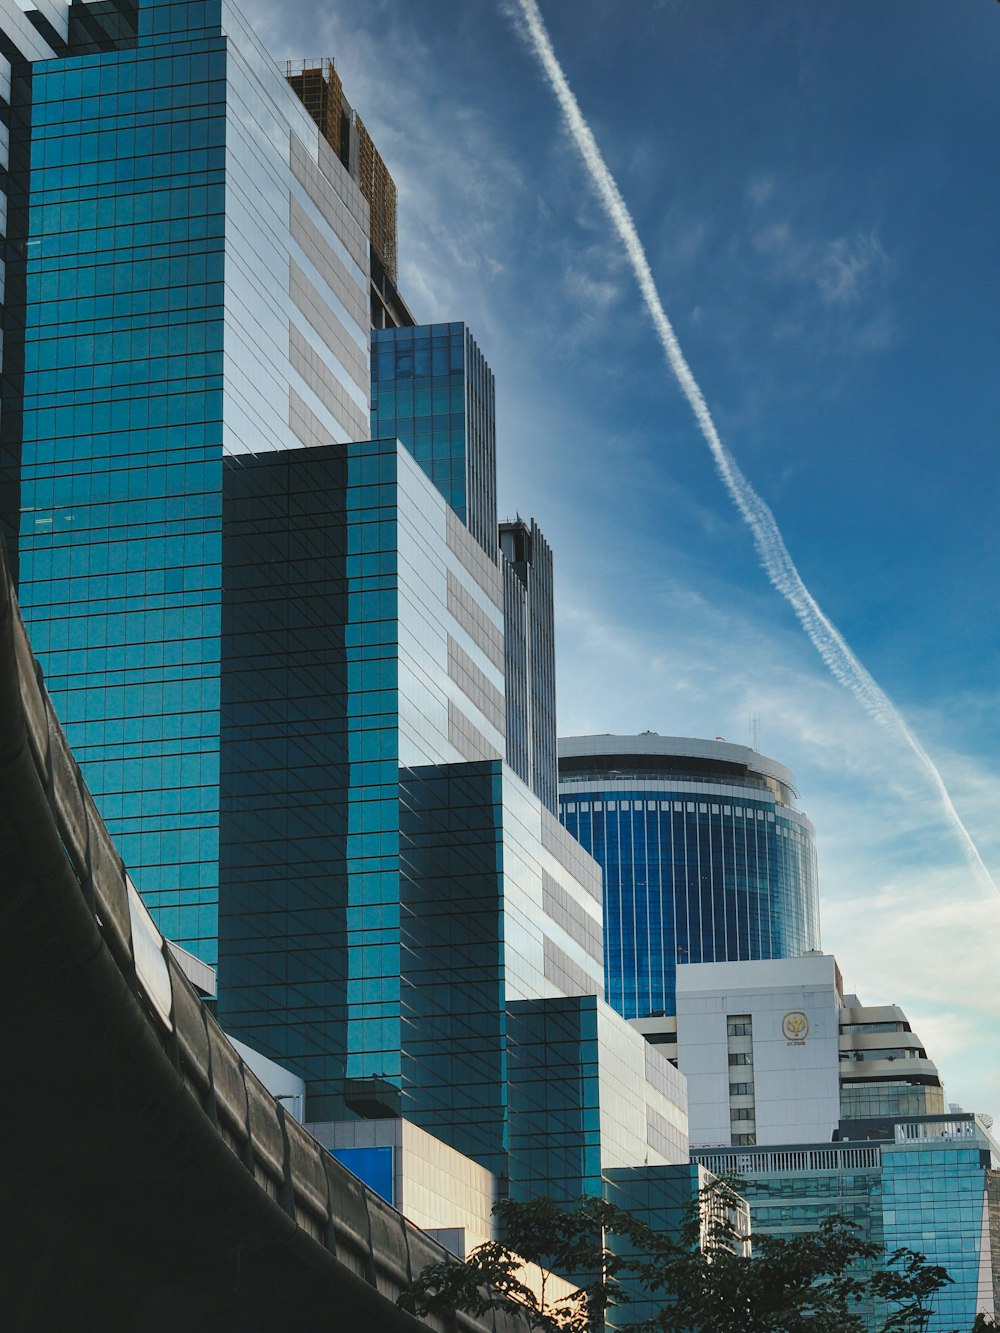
558,734,798,801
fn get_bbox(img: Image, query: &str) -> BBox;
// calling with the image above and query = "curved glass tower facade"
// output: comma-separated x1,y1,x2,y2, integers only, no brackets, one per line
558,735,820,1020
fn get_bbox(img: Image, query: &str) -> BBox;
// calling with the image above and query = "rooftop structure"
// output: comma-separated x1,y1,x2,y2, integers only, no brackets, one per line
286,57,410,326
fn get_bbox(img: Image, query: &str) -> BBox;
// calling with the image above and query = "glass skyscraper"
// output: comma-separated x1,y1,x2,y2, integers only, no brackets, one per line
0,0,707,1244
0,0,682,1209
7,0,373,965
370,322,558,814
215,429,690,1194
559,734,821,1021
371,321,497,556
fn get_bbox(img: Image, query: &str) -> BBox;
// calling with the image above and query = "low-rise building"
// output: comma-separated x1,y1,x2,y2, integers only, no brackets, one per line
693,1112,1000,1333
633,952,945,1148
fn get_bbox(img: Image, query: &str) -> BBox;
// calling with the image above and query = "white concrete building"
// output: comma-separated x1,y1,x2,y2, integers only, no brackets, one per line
673,953,843,1148
636,951,945,1149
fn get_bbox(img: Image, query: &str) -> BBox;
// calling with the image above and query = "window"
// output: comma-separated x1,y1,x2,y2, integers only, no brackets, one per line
840,1021,906,1035
840,1047,921,1063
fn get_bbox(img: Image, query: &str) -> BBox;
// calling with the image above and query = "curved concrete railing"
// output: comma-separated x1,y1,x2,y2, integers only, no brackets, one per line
0,542,526,1333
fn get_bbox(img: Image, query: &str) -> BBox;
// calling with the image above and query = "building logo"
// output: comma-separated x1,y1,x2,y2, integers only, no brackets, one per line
782,1011,809,1044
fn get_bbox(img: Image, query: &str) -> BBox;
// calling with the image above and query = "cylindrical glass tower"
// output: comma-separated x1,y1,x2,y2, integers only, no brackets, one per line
558,735,820,1020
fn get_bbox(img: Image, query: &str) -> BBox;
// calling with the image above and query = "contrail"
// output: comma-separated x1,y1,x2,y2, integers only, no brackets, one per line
509,0,997,896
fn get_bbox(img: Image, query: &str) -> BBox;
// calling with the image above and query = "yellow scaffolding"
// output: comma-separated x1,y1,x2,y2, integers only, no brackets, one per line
285,59,399,287
285,60,344,160
355,113,398,286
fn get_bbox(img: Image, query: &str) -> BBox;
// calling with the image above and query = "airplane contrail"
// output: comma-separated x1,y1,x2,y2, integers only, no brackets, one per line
509,0,997,896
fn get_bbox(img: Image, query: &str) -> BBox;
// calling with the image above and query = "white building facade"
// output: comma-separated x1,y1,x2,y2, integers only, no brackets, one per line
674,953,843,1148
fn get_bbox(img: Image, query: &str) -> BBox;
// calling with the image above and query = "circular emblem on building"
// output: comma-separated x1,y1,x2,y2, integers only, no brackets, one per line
782,1011,809,1042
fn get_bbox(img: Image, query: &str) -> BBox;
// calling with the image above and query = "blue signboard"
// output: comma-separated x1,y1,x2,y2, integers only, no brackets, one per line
328,1145,394,1205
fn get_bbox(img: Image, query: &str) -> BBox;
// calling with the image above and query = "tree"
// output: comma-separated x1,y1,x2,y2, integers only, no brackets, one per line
397,1184,955,1333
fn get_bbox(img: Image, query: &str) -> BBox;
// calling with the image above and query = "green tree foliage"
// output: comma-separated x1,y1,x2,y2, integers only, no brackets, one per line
398,1184,957,1333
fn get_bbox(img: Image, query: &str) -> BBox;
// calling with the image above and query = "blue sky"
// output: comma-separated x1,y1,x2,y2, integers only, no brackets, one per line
246,0,1000,1124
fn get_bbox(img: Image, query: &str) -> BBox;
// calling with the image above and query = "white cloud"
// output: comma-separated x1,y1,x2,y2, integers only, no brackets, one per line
554,569,1000,1124
824,874,1000,1124
816,232,888,306
753,221,889,309
747,173,776,208
234,0,998,1125
562,263,621,313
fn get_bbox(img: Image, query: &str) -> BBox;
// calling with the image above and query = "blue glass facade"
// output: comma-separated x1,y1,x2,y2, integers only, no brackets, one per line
217,440,401,1119
218,446,355,1112
215,433,690,1197
399,760,516,1178
695,1114,1000,1332
506,995,605,1203
17,8,228,961
9,0,372,964
882,1135,999,1332
694,1142,886,1326
371,321,496,556
603,1163,738,1330
559,736,821,1019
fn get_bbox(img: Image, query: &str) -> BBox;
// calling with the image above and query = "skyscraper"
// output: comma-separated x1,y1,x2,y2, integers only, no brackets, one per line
215,413,689,1198
7,0,377,965
369,320,557,813
1,0,693,1228
558,734,821,1022
371,322,497,556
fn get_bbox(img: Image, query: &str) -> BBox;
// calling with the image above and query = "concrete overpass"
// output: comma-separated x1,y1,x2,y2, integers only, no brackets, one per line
0,541,524,1333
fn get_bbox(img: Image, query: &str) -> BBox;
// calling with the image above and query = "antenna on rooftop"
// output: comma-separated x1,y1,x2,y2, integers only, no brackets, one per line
749,713,761,753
